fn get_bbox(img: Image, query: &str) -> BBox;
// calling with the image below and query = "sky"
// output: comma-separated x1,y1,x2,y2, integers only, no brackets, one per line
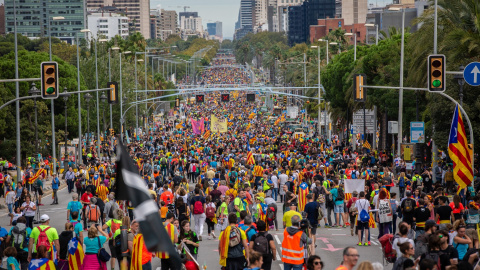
153,0,392,39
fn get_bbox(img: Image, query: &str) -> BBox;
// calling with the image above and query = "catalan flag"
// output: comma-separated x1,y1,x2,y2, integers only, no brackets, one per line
175,122,183,129
68,237,84,270
247,151,255,165
203,129,211,140
274,118,280,125
248,112,256,119
297,181,309,212
363,140,371,150
448,105,473,190
28,168,46,184
253,165,263,177
249,137,257,145
28,258,56,270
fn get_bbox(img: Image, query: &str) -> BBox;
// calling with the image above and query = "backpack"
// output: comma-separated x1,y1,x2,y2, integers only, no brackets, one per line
414,234,429,259
99,166,104,173
336,188,344,201
70,201,81,216
206,204,216,219
351,170,357,179
359,201,370,223
191,164,196,173
227,200,237,214
89,167,95,175
193,199,204,215
398,177,405,187
228,226,242,247
88,205,99,222
424,252,442,270
108,202,119,219
12,224,28,250
36,226,51,251
266,207,275,222
403,199,413,213
161,158,167,166
252,232,270,255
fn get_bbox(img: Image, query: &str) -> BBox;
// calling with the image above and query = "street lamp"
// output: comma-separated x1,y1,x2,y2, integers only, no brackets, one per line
62,87,71,171
100,92,107,140
454,66,465,106
344,32,356,61
317,39,330,64
119,50,132,142
49,16,65,61
76,28,90,165
110,46,120,131
311,45,322,137
84,93,92,145
28,83,41,156
135,57,144,133
365,23,379,45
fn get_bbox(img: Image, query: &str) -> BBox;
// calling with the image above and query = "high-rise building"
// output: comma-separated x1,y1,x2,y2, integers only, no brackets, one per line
288,0,335,45
235,0,255,39
0,4,5,35
273,0,305,32
85,0,150,39
157,9,178,41
5,0,86,43
254,0,268,30
87,8,129,40
342,0,367,25
207,21,223,40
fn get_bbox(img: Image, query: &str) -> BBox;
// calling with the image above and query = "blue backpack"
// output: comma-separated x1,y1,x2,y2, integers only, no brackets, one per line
398,177,405,188
359,201,370,223
70,201,81,215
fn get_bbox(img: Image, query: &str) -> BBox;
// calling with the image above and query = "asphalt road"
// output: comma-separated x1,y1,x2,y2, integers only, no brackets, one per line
0,186,397,270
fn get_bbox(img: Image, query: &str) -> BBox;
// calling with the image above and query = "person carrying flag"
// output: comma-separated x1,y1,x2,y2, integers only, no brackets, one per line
156,212,178,270
28,246,55,270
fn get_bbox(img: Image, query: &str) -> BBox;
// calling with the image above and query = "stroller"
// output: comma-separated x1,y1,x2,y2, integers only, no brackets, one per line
379,234,396,265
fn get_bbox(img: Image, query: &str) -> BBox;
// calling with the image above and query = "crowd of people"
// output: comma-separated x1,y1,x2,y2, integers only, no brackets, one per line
1,52,480,270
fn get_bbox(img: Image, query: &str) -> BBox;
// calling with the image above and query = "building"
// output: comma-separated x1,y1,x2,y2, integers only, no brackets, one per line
207,21,223,39
254,0,268,30
87,9,129,40
157,9,178,41
0,4,5,35
309,17,366,44
273,0,305,32
288,0,336,45
4,0,86,43
342,0,367,25
234,0,255,39
179,12,198,29
85,0,150,39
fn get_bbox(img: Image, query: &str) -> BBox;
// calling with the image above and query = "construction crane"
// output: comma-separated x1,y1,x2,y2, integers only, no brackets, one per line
168,6,190,12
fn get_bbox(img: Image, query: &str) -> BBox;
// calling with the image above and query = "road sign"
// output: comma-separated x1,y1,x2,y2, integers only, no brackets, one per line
388,121,398,134
410,122,425,143
352,110,375,134
463,62,480,86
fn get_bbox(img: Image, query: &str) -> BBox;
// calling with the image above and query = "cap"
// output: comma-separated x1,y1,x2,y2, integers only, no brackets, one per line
40,214,50,222
425,220,437,227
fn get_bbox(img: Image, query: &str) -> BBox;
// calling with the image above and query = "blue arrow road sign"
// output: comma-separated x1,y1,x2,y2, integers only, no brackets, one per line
463,62,480,86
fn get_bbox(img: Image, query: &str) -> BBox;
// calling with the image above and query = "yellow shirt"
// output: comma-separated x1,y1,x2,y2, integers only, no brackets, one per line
282,210,302,227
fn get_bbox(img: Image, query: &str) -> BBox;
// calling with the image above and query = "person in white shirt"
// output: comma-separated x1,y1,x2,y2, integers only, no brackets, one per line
392,222,415,258
271,173,279,201
278,171,288,203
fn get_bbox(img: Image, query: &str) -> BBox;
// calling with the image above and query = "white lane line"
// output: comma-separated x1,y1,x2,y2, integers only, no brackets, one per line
275,235,281,245
274,235,282,261
371,241,379,245
279,264,284,270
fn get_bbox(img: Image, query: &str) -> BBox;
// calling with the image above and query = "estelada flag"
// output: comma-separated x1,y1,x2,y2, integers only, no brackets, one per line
448,105,473,190
28,258,55,270
68,237,84,270
28,168,46,184
297,182,309,212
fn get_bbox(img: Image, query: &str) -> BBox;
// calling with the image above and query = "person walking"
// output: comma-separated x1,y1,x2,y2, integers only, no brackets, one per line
51,174,59,205
218,213,250,270
190,188,206,241
335,247,359,270
82,225,109,270
64,167,75,194
281,215,311,270
158,213,178,270
375,189,392,238
20,195,36,229
249,220,276,270
27,215,60,262
355,191,370,246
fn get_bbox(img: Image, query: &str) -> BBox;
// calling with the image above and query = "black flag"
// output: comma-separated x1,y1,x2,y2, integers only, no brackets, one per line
115,139,181,268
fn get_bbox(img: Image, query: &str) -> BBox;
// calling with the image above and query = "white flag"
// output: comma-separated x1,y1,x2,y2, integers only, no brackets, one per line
344,179,365,194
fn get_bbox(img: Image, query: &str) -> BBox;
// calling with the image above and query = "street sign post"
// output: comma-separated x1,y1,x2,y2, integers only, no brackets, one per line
410,122,425,143
463,62,480,86
352,109,375,134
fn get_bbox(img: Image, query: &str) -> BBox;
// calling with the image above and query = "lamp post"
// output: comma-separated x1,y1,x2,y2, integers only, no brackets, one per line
76,28,90,165
311,45,322,137
119,50,132,142
344,32,357,61
365,23,379,45
318,39,329,64
62,87,70,171
95,39,108,159
454,66,465,106
29,83,41,155
84,93,92,144
135,57,144,134
100,93,107,138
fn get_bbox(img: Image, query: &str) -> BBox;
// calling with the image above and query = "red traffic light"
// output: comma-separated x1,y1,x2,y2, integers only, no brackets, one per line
196,95,204,103
221,94,230,102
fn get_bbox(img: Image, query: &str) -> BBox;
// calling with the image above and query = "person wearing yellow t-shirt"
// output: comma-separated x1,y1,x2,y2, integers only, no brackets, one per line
102,209,124,270
27,214,60,262
96,181,109,201
282,202,302,228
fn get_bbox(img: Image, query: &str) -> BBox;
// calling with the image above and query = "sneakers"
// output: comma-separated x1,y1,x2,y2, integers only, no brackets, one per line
357,242,363,246
342,225,347,228
345,222,350,226
212,232,216,239
325,224,331,228
365,241,371,246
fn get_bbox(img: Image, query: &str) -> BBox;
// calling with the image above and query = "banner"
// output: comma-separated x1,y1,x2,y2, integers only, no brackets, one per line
344,179,365,194
211,115,228,133
191,118,205,135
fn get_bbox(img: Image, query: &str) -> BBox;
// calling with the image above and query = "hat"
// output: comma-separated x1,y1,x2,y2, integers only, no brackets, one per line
289,202,297,207
208,180,214,186
40,214,50,222
425,220,437,227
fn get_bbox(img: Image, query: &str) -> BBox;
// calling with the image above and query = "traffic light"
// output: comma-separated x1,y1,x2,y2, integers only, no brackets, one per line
196,94,204,103
107,82,118,104
246,93,255,102
109,128,114,136
41,62,59,99
175,97,180,107
221,94,230,102
353,74,366,102
283,96,287,105
428,54,446,92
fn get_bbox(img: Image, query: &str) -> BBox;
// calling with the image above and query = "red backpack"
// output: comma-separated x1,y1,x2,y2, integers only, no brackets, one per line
205,204,216,218
36,226,51,251
193,199,204,215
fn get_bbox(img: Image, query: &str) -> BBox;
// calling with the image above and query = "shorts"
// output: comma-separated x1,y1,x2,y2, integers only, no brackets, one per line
310,226,317,236
334,204,344,214
357,221,369,230
466,228,479,242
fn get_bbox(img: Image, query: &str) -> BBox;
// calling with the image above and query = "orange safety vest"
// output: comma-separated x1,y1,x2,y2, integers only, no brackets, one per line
157,223,175,259
281,229,304,265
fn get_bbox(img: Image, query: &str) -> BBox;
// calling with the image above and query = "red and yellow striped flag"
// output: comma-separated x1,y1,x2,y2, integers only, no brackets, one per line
68,237,84,270
297,182,309,212
203,130,211,140
28,168,46,184
448,105,473,190
247,151,255,165
28,258,56,270
253,165,263,177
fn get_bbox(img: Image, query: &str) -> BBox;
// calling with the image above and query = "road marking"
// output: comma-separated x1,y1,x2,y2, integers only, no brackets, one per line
274,235,281,245
332,234,346,236
371,241,379,245
279,264,284,270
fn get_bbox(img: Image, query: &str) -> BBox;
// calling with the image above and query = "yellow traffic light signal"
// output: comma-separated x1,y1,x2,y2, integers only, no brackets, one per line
283,96,287,105
428,54,446,91
175,97,180,107
110,128,114,136
107,82,118,104
41,62,59,99
353,74,366,102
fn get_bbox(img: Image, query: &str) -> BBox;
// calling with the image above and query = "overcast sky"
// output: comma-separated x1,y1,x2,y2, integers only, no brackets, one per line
153,0,392,39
